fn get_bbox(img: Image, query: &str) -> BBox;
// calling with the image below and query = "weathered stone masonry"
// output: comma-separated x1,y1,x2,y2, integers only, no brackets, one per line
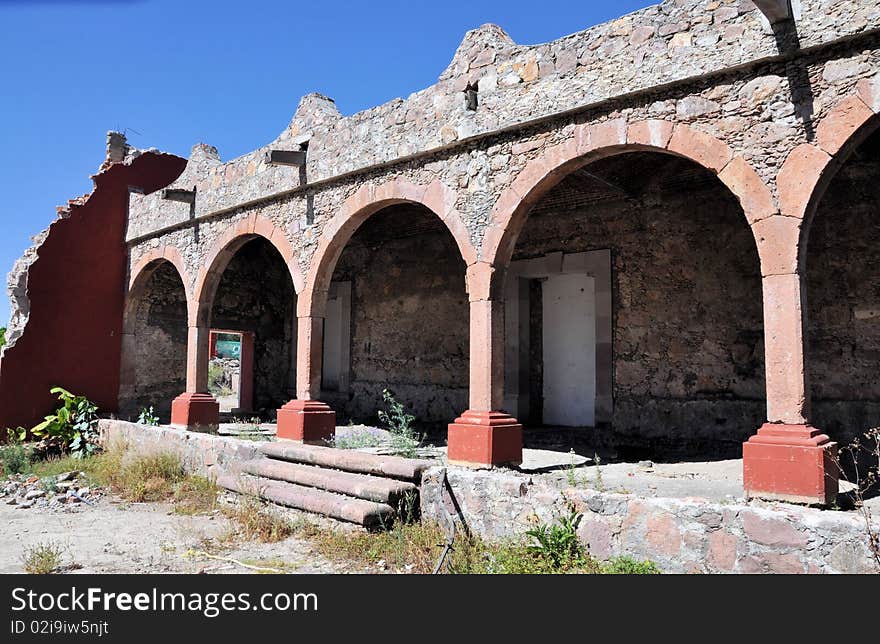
118,261,188,422
329,204,469,428
4,0,880,506
512,152,766,455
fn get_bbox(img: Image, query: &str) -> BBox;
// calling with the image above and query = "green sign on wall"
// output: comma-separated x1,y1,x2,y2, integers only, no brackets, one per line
216,339,241,359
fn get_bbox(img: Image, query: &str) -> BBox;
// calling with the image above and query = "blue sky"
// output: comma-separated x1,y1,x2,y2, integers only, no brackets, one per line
0,0,654,326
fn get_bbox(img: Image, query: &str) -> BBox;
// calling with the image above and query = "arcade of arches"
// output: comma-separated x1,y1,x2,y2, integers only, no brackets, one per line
6,3,877,508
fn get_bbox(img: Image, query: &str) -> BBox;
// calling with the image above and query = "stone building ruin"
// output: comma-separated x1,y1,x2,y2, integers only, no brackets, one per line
2,0,880,506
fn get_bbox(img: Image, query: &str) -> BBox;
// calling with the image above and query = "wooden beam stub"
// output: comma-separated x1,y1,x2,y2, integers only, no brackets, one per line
162,188,196,204
266,149,307,166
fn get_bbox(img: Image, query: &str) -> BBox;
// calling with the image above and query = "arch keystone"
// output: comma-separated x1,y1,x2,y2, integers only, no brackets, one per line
580,118,628,155
627,119,674,149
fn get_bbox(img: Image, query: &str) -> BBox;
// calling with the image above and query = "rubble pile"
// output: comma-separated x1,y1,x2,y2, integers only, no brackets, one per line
1,470,101,510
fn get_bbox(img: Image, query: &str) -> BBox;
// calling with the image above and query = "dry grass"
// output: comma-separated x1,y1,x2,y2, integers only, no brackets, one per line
101,451,184,502
172,475,220,515
301,519,658,574
29,441,219,513
307,520,449,573
29,455,91,479
222,497,297,543
302,520,586,574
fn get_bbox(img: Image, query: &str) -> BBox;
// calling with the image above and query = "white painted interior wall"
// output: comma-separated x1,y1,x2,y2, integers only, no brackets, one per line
542,273,597,426
322,281,351,392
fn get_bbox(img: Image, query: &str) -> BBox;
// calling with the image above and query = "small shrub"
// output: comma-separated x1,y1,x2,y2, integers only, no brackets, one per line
525,510,587,570
31,387,99,458
835,428,880,571
592,453,605,492
601,556,662,575
377,389,421,457
233,417,271,441
137,407,160,426
22,541,65,574
565,449,583,488
0,442,31,476
6,426,27,443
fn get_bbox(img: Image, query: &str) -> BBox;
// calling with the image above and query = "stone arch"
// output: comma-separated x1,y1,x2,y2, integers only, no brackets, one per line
194,215,304,327
120,251,190,421
796,83,880,451
125,246,192,331
786,83,880,270
479,119,774,298
300,178,477,317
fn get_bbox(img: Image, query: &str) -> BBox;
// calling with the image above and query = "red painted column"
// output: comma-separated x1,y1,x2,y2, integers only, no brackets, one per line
448,298,522,467
171,325,219,432
743,273,837,505
276,316,335,444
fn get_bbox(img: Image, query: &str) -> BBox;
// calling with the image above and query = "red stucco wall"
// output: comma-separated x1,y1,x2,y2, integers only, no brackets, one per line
0,152,186,430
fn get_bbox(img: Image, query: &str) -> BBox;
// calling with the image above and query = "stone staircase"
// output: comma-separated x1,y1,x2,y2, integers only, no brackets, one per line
217,442,435,529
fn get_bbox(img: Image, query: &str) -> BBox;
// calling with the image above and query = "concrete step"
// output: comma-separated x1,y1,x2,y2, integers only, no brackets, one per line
217,474,396,528
242,458,417,505
260,442,434,482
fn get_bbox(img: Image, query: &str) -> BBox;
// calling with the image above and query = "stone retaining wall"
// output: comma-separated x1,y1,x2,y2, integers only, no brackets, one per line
420,466,879,574
99,419,263,479
100,420,878,573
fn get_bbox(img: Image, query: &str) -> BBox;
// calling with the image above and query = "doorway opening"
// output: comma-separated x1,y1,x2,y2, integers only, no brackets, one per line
208,329,254,414
504,250,610,429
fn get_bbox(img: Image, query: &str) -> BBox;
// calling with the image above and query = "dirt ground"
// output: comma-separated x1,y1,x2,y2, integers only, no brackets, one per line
0,497,367,575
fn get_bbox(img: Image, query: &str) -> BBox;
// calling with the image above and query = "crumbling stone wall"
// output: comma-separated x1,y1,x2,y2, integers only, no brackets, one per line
330,205,469,429
0,141,186,430
420,466,879,574
124,41,880,307
118,262,187,422
210,238,295,415
120,0,880,238
92,0,880,459
808,127,880,445
513,152,765,455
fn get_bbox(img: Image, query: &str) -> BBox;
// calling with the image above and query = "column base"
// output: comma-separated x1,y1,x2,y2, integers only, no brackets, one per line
276,400,336,444
743,423,838,506
170,392,219,433
448,410,522,468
